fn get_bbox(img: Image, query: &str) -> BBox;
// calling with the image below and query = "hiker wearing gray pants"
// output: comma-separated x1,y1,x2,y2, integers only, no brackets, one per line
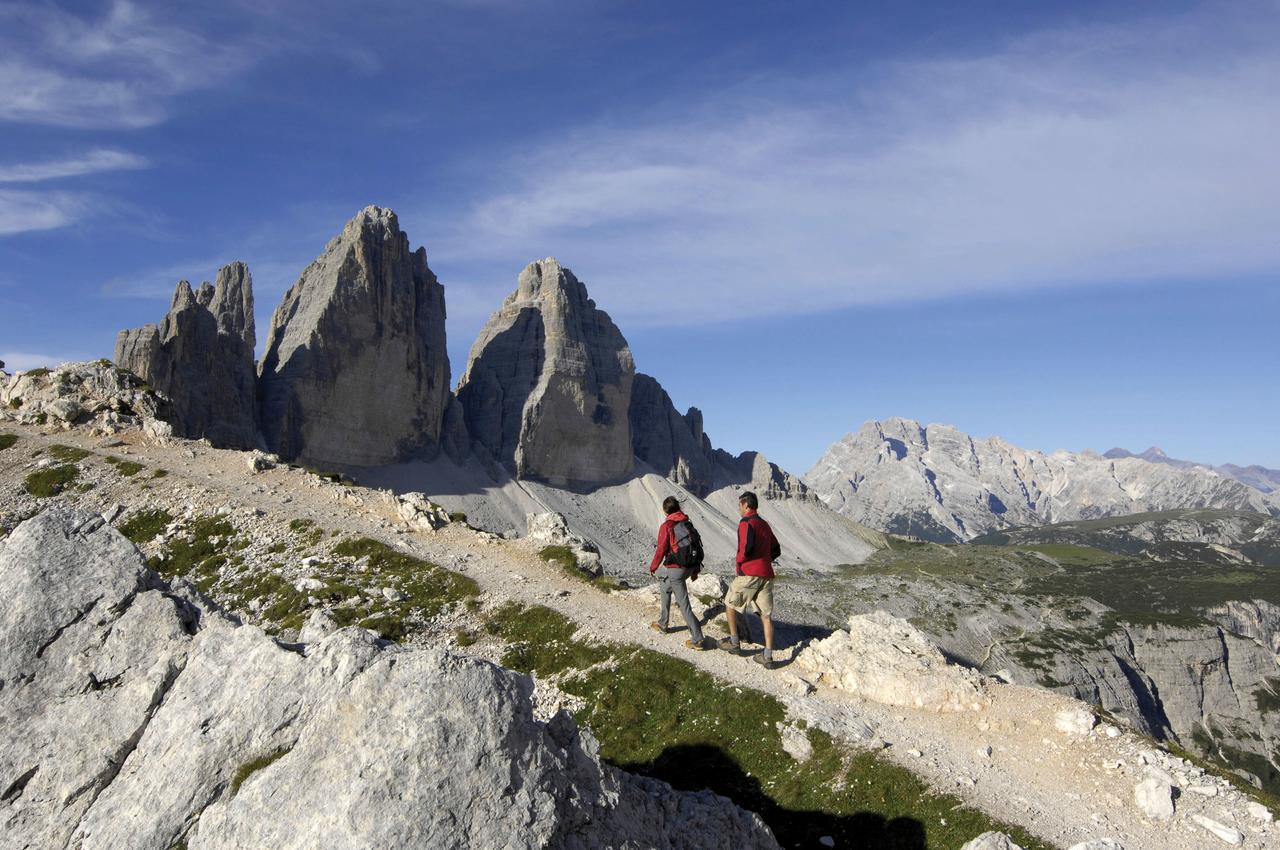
657,566,704,645
648,496,707,650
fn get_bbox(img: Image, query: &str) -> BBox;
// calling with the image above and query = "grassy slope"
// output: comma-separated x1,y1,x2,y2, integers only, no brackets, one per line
487,602,1048,850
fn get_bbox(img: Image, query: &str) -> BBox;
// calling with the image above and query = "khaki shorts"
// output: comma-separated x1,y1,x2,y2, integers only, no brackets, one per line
724,575,774,617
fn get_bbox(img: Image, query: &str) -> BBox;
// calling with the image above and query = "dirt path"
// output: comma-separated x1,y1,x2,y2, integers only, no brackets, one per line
3,424,1276,850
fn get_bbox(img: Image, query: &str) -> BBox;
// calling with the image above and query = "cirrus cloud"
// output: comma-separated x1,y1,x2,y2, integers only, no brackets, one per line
425,5,1280,329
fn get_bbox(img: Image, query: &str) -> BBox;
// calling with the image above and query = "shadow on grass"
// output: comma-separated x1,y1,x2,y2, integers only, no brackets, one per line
621,743,927,849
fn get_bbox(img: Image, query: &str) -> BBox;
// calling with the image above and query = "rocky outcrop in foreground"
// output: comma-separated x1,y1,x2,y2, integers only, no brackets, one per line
258,206,452,467
457,259,635,487
0,508,776,849
807,418,1279,542
796,611,990,713
115,263,260,449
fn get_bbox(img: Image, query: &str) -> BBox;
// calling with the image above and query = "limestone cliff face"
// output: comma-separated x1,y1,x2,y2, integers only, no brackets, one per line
1020,619,1280,791
456,259,635,487
114,263,259,449
808,418,1279,542
257,207,451,467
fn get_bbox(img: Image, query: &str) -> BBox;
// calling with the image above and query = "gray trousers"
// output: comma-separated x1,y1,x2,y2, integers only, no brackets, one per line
657,567,704,643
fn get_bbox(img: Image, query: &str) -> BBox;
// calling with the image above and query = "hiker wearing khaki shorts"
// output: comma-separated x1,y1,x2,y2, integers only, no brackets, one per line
718,491,780,669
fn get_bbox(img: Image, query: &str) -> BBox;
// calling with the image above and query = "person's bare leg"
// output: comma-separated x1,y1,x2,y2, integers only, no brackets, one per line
762,615,774,652
719,605,743,653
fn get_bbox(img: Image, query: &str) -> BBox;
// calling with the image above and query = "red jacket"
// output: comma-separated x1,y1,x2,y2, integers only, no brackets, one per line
736,511,776,578
649,511,689,573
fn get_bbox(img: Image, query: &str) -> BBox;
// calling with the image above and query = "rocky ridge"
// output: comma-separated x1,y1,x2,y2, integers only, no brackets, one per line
0,506,777,849
807,418,1279,542
1,360,170,437
1107,447,1280,495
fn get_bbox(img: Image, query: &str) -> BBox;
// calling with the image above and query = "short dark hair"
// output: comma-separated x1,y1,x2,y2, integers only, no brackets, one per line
662,496,681,515
739,491,759,511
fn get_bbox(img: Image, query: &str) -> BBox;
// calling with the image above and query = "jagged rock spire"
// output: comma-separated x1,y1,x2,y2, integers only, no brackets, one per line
457,258,635,487
114,263,259,449
257,206,450,466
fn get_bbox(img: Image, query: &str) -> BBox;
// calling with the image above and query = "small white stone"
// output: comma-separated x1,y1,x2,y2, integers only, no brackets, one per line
1247,801,1274,822
1185,783,1218,797
1055,707,1096,736
819,838,835,848
1133,777,1174,821
1191,814,1243,845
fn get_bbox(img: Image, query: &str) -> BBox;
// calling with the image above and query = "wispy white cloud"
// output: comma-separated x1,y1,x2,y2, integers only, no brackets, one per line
0,189,85,235
0,1,254,129
428,6,1280,327
0,149,148,183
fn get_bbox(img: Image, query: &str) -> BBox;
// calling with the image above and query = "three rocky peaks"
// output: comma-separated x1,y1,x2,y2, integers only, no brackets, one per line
116,206,798,494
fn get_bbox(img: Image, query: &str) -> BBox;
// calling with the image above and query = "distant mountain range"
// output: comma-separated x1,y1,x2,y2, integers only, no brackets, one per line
805,418,1280,543
1104,446,1280,494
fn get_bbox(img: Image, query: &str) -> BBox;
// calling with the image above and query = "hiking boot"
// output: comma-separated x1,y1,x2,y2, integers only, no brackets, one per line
717,637,741,655
752,651,776,670
649,622,668,634
685,638,707,651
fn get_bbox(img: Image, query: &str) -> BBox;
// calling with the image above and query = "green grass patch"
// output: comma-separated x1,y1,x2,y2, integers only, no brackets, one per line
46,444,91,462
23,464,79,497
104,456,145,477
488,602,1047,849
23,367,51,378
538,545,621,591
229,748,291,797
119,508,173,544
149,515,237,592
152,468,169,479
449,511,468,524
455,627,477,647
289,517,324,547
0,433,17,451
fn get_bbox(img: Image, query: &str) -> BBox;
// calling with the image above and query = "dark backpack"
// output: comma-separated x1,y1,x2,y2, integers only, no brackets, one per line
666,520,705,571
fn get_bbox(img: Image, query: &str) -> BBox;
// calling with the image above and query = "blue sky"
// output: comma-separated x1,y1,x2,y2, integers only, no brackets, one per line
1,0,1277,472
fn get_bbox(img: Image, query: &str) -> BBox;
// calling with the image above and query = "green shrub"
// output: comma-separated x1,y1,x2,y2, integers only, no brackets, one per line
152,468,169,479
0,433,17,451
449,512,468,524
23,464,79,497
24,367,50,378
